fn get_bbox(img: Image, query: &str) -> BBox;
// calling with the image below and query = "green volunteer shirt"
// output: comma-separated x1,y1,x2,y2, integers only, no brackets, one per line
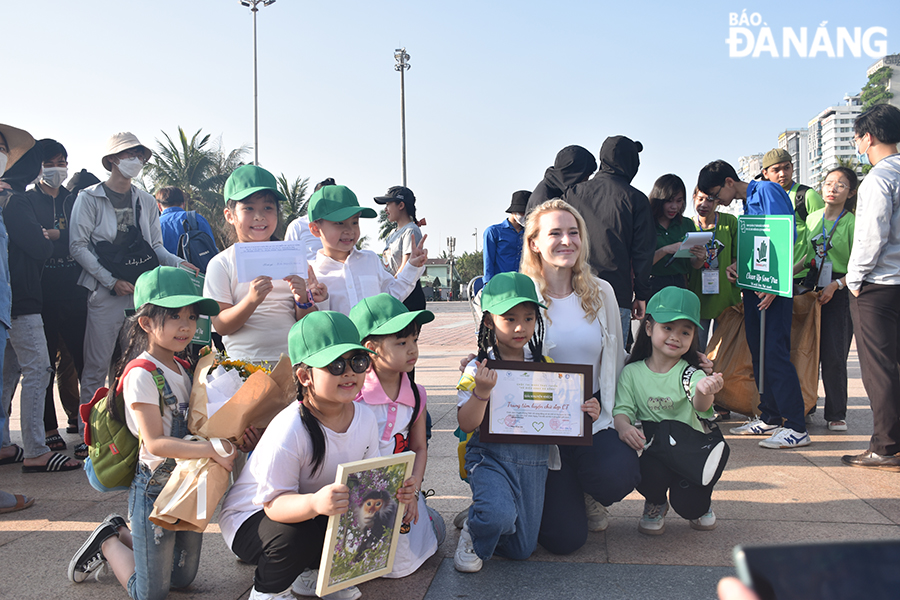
613,359,714,433
788,183,825,277
805,208,855,276
687,212,742,320
651,217,696,277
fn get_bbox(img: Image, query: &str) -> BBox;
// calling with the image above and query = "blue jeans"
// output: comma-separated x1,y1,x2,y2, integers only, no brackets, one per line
0,324,9,448
539,427,641,555
742,291,805,432
619,308,631,350
2,314,52,458
127,461,202,600
465,432,549,561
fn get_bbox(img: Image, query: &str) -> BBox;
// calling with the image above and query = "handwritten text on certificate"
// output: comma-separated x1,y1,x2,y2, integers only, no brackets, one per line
488,369,584,437
234,241,308,282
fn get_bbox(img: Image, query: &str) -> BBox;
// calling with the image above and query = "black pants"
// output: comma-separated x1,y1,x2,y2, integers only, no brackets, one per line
402,280,426,311
637,453,713,520
231,510,328,594
820,286,853,422
850,283,900,455
41,285,87,431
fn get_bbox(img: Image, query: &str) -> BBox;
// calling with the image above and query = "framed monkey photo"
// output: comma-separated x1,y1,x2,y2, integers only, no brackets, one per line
317,451,416,597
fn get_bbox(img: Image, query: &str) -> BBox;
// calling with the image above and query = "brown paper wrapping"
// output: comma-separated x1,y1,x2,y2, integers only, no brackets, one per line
149,458,231,532
707,295,820,417
188,352,297,443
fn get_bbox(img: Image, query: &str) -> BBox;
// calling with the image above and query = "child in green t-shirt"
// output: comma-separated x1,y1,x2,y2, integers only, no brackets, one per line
613,287,724,536
805,167,858,432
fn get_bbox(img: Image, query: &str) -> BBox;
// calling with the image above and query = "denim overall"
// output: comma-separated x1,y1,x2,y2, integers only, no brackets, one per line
126,368,201,600
465,430,550,561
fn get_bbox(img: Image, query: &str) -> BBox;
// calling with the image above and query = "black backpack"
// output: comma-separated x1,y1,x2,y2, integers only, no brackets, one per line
794,184,811,222
177,211,217,273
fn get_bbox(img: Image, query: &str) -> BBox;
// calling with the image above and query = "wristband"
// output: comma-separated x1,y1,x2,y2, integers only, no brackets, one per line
472,390,490,402
836,279,844,290
295,290,315,310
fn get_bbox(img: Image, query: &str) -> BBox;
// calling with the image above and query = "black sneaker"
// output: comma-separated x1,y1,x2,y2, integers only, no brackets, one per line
68,521,119,583
104,513,128,532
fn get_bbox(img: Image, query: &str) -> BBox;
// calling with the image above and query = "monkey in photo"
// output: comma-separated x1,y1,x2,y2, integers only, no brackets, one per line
351,489,397,562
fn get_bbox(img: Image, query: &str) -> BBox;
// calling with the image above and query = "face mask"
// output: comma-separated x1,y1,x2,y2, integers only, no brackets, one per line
513,213,526,227
31,168,43,187
0,153,7,178
41,166,68,188
116,157,144,179
856,137,871,167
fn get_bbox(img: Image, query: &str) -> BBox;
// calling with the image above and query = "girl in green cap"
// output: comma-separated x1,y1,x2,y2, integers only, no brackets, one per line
68,267,233,599
613,286,725,536
218,311,416,600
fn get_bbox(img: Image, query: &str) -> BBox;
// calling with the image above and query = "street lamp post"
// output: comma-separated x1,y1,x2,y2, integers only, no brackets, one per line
472,228,478,252
394,48,410,186
240,0,276,165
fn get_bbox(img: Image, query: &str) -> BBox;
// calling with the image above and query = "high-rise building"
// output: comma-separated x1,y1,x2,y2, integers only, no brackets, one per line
807,94,863,187
778,129,810,185
737,153,764,183
865,53,900,110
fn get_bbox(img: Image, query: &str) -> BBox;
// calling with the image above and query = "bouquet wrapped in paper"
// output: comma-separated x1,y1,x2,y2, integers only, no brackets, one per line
150,436,233,532
188,350,296,443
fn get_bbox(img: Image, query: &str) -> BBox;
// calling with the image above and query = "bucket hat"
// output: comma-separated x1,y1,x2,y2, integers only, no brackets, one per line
101,132,151,172
0,124,35,172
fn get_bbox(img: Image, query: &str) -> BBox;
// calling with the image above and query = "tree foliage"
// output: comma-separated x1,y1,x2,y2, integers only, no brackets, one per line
274,173,310,239
861,66,895,110
377,208,397,240
455,250,483,285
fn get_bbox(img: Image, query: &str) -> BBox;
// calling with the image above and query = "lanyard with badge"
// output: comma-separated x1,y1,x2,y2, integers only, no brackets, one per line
694,214,719,295
815,210,845,288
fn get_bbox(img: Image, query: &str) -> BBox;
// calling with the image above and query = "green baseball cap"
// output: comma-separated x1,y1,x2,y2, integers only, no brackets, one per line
224,164,287,203
308,185,377,222
481,272,547,316
133,267,220,316
646,286,703,329
349,293,435,340
288,311,374,368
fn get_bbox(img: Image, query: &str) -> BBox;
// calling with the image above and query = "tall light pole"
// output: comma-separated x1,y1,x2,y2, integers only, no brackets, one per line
240,0,276,165
473,228,479,252
394,48,410,186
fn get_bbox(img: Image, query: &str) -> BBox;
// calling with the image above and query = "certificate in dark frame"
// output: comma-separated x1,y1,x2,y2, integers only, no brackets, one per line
478,360,592,446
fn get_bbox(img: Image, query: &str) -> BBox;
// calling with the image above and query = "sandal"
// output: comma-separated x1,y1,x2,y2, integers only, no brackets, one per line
22,452,82,473
828,420,848,431
46,433,67,451
0,494,35,514
0,444,25,465
74,442,89,460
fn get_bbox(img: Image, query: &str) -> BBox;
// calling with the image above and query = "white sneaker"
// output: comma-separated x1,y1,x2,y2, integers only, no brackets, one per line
249,587,296,600
292,569,361,600
638,501,668,536
690,510,717,531
454,520,483,572
759,427,811,449
453,505,470,529
729,417,779,435
584,494,609,532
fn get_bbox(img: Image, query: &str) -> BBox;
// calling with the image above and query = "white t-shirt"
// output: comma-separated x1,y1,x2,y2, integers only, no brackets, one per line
203,244,297,362
123,352,193,472
219,401,380,549
284,216,324,263
383,222,423,275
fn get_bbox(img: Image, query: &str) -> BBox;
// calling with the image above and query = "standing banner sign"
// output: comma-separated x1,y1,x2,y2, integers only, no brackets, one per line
736,215,794,298
736,215,794,394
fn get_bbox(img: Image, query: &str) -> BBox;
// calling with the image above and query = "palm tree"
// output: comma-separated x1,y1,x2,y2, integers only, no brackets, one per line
377,208,397,240
144,127,249,249
275,174,309,239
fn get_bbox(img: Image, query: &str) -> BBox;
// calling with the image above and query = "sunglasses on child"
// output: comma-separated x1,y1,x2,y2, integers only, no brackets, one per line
325,353,371,376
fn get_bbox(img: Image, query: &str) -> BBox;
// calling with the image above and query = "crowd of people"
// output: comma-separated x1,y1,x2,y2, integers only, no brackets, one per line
0,101,898,600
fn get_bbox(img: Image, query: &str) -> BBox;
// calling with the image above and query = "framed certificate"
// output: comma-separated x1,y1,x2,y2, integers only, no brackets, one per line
478,361,592,445
317,452,415,597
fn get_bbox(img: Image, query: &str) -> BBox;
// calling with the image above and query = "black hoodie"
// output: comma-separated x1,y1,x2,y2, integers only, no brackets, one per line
562,136,654,308
528,145,597,209
0,145,53,316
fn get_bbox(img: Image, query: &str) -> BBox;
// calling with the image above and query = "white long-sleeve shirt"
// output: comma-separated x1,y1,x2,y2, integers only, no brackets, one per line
847,154,900,290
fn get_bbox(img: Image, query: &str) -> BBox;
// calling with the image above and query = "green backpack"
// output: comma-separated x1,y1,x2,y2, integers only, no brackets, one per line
80,357,189,492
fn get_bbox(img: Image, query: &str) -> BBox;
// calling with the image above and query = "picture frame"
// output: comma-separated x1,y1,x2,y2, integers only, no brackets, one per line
317,451,416,597
478,360,592,445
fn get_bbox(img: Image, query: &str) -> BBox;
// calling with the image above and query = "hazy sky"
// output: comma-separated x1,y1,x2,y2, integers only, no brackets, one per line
3,0,895,255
